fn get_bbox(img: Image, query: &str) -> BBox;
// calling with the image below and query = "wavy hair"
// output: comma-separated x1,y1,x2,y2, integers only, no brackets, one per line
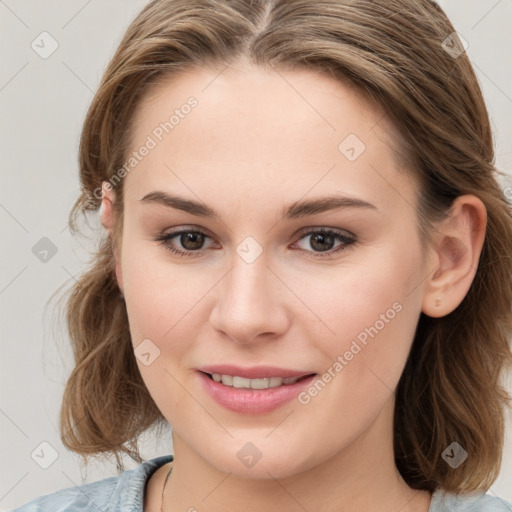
58,0,512,492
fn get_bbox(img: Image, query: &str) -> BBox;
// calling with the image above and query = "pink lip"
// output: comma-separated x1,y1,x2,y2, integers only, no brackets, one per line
197,364,312,379
197,367,316,414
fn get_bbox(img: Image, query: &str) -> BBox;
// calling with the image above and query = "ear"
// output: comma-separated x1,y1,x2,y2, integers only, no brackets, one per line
100,181,124,294
422,195,487,318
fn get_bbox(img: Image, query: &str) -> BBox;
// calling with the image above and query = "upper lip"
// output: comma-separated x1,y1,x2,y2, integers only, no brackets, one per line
197,365,316,379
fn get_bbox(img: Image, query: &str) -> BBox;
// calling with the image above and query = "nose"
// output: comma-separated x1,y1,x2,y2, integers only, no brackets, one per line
208,252,290,345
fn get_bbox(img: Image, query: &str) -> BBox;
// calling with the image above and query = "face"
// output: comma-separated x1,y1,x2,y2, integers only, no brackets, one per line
108,63,431,479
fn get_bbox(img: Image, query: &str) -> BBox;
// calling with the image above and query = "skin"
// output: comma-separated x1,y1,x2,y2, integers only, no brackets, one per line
100,63,486,512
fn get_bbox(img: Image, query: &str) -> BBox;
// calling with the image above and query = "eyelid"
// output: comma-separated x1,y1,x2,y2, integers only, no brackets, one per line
294,225,356,240
290,227,357,258
155,225,356,245
154,225,358,260
155,227,218,251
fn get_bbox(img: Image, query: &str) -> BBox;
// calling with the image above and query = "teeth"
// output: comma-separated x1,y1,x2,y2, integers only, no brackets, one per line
250,378,270,390
269,377,283,387
221,374,233,386
232,376,251,388
210,373,301,389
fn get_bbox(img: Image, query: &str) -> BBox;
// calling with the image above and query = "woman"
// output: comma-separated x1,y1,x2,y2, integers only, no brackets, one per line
14,0,512,511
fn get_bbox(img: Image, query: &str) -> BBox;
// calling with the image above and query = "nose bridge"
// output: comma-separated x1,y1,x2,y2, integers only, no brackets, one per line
229,249,269,308
209,245,288,343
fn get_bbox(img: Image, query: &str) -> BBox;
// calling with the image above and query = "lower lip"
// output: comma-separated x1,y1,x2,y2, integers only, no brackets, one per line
198,372,316,414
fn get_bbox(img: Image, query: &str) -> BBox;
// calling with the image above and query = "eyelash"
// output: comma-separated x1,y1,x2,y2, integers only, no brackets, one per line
154,227,357,260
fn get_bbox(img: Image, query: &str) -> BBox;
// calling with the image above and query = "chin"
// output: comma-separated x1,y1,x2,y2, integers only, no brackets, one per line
190,434,321,481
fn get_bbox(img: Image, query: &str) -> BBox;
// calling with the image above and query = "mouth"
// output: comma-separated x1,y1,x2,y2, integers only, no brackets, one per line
200,371,315,389
196,366,317,414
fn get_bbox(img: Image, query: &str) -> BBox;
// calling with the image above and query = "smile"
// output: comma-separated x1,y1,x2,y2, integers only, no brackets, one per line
207,373,307,389
197,366,317,414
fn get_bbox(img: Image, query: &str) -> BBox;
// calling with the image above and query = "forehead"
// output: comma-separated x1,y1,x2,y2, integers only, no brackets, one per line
123,64,416,214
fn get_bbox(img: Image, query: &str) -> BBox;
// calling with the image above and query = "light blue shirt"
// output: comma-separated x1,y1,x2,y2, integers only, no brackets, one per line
11,454,512,511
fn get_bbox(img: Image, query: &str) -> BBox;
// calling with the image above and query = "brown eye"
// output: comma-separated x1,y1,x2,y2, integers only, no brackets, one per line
154,229,214,257
293,228,357,259
179,231,206,250
309,232,336,252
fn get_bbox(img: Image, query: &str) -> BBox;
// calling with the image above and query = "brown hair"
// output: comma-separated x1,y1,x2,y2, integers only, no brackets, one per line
59,0,512,492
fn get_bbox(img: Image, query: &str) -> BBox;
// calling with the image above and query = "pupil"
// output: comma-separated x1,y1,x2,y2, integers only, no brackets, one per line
311,233,334,252
181,232,204,250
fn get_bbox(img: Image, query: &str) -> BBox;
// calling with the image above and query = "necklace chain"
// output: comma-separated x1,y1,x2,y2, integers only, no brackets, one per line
160,463,174,512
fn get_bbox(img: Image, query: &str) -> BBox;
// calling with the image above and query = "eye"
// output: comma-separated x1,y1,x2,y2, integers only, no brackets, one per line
291,228,357,259
154,227,357,259
154,228,216,257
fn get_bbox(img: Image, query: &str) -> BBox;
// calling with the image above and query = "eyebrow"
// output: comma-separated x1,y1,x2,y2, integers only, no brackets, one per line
139,191,378,220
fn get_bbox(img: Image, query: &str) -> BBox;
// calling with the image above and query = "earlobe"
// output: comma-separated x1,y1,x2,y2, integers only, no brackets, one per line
421,195,487,318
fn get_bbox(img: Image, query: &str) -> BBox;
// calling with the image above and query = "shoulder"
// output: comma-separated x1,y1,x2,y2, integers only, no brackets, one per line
10,474,120,512
430,489,512,511
11,454,174,512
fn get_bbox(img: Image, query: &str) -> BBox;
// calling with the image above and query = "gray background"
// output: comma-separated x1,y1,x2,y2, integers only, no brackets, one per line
1,0,511,509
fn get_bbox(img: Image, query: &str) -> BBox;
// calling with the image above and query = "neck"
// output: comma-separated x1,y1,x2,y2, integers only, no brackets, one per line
162,400,431,512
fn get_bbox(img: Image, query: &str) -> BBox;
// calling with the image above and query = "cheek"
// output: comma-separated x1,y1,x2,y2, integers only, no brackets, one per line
291,266,421,452
120,245,206,417
298,239,424,391
120,237,201,341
